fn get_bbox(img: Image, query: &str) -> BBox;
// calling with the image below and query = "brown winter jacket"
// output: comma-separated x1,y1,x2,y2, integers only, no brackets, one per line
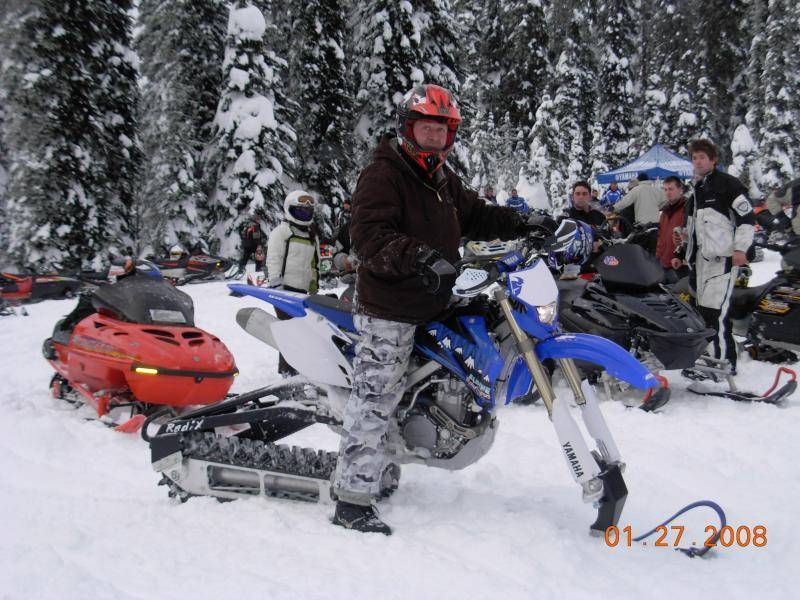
351,136,523,324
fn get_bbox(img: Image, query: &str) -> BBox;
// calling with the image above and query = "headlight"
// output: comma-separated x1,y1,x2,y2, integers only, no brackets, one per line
536,301,557,324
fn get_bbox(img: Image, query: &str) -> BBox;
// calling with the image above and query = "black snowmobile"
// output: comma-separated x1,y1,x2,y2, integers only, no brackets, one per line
557,243,713,409
729,245,800,363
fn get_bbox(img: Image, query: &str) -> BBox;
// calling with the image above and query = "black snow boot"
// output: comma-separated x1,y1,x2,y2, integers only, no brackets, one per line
332,501,392,535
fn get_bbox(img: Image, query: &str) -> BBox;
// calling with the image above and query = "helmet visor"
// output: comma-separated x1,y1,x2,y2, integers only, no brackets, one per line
289,205,314,222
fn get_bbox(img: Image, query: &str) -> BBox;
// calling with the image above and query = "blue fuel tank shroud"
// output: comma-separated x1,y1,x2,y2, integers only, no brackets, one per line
227,284,307,317
416,316,505,407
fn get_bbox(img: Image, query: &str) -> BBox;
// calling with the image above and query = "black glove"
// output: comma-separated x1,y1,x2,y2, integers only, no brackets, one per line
515,214,557,238
767,211,792,232
415,247,456,294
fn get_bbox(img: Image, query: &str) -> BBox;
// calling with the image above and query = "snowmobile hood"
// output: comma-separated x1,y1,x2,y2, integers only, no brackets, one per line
596,244,664,292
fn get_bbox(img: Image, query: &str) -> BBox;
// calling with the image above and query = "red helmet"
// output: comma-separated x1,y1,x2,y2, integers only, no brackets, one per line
396,84,461,174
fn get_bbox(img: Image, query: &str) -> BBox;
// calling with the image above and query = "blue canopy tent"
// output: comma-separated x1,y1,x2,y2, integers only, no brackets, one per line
596,144,693,184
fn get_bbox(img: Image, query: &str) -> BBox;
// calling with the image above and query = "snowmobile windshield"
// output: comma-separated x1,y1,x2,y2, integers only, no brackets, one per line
91,276,195,326
596,244,664,292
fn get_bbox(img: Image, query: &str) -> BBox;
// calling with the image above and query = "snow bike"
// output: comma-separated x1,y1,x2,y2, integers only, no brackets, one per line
557,243,712,409
148,239,667,535
42,273,238,432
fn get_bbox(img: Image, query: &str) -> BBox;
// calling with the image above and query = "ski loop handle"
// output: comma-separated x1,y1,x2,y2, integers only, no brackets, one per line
632,500,727,558
762,367,797,398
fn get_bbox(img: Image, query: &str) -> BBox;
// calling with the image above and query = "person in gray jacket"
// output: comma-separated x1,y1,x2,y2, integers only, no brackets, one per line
611,173,666,252
612,173,666,226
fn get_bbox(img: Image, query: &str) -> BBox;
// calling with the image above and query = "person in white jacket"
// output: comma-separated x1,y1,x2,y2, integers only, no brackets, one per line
267,190,320,375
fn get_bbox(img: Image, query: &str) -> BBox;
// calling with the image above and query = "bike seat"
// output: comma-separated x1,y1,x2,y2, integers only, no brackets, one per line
556,278,589,306
305,294,355,332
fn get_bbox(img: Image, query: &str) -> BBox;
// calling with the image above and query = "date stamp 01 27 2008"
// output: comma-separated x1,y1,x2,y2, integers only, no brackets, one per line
604,525,768,549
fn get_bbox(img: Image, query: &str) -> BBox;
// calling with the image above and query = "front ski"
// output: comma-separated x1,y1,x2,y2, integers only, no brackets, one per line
687,380,796,404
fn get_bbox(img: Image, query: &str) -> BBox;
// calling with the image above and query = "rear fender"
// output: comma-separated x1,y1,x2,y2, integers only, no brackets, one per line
536,333,657,390
227,284,307,317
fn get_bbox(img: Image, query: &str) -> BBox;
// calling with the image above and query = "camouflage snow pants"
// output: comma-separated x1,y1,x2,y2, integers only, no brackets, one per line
332,313,416,506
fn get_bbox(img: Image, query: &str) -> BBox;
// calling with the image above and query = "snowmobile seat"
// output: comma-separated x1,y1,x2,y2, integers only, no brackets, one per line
556,278,590,306
305,293,355,332
729,282,772,319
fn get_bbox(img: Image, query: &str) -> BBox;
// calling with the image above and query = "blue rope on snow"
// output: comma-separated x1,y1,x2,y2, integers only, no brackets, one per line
633,500,727,558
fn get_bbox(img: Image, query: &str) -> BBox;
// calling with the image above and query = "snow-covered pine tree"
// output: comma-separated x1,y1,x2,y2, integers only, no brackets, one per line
669,1,719,151
412,0,462,94
466,110,500,191
136,0,227,254
450,0,482,180
551,3,595,189
290,0,354,235
592,0,637,167
693,0,749,164
2,0,140,269
715,0,750,144
208,1,296,255
526,94,565,211
743,0,768,135
758,0,800,188
349,0,421,166
480,0,548,142
634,0,667,151
728,124,762,198
0,1,25,262
552,32,584,188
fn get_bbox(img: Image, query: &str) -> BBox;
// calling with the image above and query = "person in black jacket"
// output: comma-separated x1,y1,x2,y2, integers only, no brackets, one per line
685,139,755,371
563,181,606,228
238,215,266,271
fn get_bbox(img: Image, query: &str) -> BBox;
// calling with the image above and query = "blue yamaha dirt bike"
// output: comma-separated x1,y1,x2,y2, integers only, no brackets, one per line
147,242,665,534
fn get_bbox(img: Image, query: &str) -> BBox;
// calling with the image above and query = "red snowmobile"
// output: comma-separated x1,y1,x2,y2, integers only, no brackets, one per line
1,271,83,303
42,273,238,432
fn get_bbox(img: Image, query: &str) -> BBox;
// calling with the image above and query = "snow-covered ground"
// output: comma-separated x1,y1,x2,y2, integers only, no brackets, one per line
2,253,798,600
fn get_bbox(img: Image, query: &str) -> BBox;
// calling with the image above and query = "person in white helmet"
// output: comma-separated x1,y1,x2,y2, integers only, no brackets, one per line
266,190,320,376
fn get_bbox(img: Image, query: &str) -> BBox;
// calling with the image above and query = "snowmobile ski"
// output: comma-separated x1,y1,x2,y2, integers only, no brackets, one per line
687,380,796,404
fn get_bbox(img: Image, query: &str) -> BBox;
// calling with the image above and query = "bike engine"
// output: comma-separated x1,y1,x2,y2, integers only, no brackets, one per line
400,376,485,459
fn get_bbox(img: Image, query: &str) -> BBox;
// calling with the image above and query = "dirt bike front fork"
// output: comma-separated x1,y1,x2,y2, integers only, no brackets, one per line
495,291,628,534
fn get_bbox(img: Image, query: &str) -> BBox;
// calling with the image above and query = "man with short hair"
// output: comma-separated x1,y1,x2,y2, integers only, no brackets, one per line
483,186,498,205
685,138,755,371
656,176,687,279
564,181,606,228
